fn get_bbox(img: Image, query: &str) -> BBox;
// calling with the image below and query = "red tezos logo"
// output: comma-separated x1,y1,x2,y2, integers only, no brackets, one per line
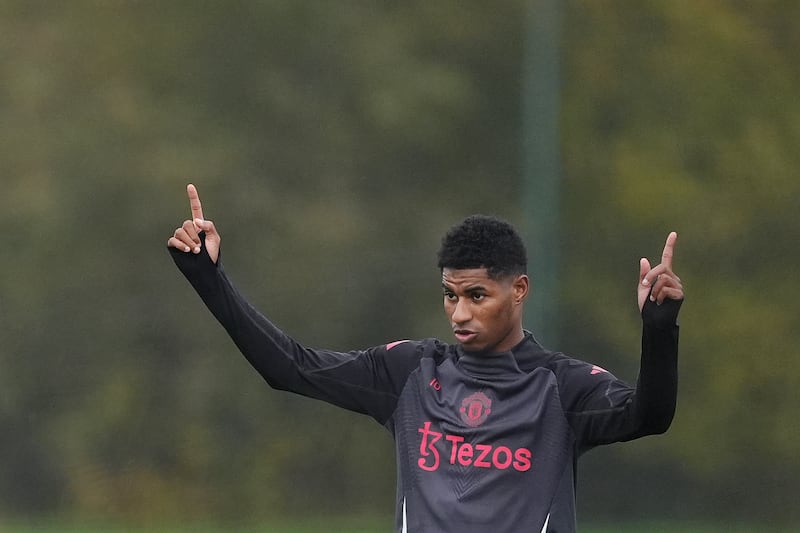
417,421,532,472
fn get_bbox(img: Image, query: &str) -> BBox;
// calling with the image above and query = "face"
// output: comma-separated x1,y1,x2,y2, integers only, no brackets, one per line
442,267,528,354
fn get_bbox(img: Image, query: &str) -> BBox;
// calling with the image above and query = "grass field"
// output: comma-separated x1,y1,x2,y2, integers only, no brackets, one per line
1,520,798,533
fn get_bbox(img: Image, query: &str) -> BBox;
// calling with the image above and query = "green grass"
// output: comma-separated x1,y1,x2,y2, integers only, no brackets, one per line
583,523,799,533
1,520,797,533
0,518,385,533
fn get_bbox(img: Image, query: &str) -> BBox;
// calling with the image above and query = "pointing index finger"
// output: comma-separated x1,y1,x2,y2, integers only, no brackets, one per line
661,231,678,269
187,183,204,221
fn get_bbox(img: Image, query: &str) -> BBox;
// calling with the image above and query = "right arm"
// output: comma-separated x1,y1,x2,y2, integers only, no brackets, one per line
167,185,419,424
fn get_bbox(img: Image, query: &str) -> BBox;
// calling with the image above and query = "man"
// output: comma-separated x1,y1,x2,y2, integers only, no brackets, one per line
167,184,684,532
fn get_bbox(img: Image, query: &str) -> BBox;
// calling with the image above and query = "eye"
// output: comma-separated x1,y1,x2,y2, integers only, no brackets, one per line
443,290,457,301
471,293,486,302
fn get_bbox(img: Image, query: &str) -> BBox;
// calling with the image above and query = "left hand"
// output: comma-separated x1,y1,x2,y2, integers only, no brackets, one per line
638,232,684,311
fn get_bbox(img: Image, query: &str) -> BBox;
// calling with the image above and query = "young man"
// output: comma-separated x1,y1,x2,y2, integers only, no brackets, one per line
168,184,684,532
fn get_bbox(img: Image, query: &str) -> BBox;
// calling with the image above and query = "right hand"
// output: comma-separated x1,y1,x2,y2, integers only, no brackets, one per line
167,183,221,264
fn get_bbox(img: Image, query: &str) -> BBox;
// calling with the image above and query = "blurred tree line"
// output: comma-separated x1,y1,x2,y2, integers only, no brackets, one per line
0,0,798,528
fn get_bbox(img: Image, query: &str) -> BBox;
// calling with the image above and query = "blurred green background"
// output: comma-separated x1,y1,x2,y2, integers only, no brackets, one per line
1,1,798,531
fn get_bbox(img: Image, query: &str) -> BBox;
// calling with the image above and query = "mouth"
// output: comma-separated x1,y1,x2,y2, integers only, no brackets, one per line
453,329,478,344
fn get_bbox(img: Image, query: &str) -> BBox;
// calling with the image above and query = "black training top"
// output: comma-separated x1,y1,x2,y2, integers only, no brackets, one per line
170,240,680,533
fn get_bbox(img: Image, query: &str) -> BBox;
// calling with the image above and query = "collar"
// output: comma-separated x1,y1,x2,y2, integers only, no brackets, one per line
455,332,548,378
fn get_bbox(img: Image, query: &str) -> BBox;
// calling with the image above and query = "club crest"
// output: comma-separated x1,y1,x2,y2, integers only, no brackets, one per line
459,391,492,427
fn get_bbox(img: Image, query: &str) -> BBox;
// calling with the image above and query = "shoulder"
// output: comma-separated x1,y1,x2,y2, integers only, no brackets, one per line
514,335,600,378
379,338,454,374
370,338,451,386
544,350,620,388
383,338,450,360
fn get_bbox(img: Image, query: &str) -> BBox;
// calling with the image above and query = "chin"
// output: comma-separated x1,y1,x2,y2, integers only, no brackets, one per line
460,341,488,353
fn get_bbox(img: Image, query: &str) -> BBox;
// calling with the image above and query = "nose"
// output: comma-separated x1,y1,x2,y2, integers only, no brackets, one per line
451,297,471,325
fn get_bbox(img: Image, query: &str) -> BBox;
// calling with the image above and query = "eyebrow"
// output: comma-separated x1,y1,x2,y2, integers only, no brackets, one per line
465,286,488,294
441,282,488,293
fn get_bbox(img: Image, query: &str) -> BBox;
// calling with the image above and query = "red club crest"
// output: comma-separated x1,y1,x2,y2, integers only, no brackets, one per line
459,391,492,427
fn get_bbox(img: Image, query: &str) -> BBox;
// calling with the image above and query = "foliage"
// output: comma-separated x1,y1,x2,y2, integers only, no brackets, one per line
0,0,798,527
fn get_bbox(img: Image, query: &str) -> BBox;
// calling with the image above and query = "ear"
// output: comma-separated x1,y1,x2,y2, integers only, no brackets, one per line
511,274,529,305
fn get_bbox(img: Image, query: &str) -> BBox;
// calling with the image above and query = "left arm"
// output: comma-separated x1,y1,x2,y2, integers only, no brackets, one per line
631,231,684,435
563,232,684,446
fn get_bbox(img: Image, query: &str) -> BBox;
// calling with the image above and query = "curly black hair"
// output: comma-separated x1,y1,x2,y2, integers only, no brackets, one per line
437,215,527,279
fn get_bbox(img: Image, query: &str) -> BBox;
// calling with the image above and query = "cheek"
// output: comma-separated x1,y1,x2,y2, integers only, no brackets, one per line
474,304,497,325
488,300,515,325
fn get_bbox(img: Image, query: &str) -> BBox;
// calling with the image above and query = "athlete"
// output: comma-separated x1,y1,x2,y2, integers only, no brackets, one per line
167,183,684,532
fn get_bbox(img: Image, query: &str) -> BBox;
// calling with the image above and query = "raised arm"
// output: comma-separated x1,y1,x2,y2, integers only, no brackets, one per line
563,232,684,447
630,231,684,432
165,184,419,423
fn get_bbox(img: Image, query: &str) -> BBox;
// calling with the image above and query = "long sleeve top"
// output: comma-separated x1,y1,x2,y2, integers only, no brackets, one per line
169,240,680,533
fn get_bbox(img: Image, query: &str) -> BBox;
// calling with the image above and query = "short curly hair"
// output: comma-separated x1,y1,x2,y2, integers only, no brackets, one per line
437,215,527,279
